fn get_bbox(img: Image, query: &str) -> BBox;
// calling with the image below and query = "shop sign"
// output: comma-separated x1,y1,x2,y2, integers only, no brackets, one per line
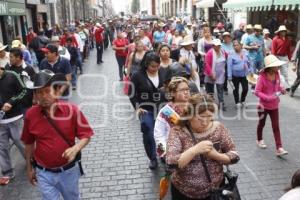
0,2,8,15
37,4,47,12
45,0,57,3
27,0,40,4
7,2,26,15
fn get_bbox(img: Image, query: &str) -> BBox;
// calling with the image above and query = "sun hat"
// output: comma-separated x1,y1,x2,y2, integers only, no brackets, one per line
260,55,287,72
26,69,66,90
263,28,270,35
245,24,253,30
11,40,22,48
253,24,262,30
246,74,258,85
222,32,231,37
212,39,222,46
275,25,287,34
180,36,195,46
0,42,7,51
50,36,60,42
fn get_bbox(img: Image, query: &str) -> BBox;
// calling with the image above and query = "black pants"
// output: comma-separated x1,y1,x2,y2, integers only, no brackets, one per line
223,64,228,92
96,42,103,63
232,76,248,104
291,67,300,94
171,184,210,200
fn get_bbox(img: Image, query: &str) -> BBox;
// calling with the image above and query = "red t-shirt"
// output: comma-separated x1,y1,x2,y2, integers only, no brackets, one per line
21,101,94,168
271,35,292,59
94,27,104,43
113,38,129,57
60,34,79,48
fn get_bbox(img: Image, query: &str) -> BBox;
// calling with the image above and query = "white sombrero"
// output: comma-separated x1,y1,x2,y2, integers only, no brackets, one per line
180,36,195,46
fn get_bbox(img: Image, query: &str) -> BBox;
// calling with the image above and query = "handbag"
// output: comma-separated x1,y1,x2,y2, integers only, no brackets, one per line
186,125,241,200
41,110,84,175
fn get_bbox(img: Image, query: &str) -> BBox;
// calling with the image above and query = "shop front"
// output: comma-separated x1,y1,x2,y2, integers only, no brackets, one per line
0,0,26,45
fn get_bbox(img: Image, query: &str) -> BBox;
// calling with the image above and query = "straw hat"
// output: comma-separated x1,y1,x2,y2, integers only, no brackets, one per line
246,74,258,85
253,24,262,30
11,40,22,48
212,39,222,46
260,55,287,72
263,28,270,35
51,36,60,42
180,36,195,46
0,42,7,51
275,25,287,34
222,32,231,37
245,24,253,30
158,23,166,27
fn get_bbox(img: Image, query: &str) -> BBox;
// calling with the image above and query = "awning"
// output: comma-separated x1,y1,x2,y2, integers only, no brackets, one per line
196,0,215,8
273,0,300,10
223,0,272,11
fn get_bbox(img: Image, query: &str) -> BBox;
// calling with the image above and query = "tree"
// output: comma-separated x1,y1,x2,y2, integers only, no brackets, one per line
131,0,140,14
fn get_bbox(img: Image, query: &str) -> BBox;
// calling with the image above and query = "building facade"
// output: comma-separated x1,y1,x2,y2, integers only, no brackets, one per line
160,0,193,17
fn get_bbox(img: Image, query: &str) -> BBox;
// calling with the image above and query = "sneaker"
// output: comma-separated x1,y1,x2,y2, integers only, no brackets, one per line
276,148,288,156
241,102,247,108
256,140,267,149
149,159,158,170
219,103,227,111
251,89,255,94
236,103,242,109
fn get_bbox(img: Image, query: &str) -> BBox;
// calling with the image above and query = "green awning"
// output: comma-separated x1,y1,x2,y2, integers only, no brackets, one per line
273,0,300,10
223,0,272,10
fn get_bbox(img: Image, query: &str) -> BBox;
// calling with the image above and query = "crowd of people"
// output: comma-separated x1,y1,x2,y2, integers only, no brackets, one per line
0,15,300,199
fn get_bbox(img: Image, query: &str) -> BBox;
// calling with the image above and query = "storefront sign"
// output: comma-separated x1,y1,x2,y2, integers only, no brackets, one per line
45,0,56,3
27,0,40,4
0,2,8,15
7,2,26,15
37,4,47,12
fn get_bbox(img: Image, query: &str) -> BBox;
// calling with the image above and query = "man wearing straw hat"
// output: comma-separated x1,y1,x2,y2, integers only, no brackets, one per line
241,24,254,45
271,25,292,91
0,42,9,68
244,25,265,73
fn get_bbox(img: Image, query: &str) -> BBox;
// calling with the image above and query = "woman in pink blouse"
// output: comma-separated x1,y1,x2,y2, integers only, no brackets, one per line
166,94,239,199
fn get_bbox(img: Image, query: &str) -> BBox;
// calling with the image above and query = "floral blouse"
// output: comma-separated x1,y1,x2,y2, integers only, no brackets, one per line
166,122,239,199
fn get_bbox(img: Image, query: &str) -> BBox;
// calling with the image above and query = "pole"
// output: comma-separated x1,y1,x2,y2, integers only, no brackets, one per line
102,0,105,18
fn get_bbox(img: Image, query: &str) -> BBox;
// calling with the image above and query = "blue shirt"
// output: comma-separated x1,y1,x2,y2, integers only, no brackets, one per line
227,49,252,79
39,56,72,75
23,50,32,66
153,31,166,43
221,42,234,54
245,34,264,62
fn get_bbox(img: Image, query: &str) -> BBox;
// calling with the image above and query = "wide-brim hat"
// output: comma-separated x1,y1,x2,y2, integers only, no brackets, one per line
246,74,258,85
11,40,22,48
0,42,7,51
263,28,270,35
26,69,66,90
253,24,262,30
212,39,222,46
245,24,253,30
260,55,287,72
51,36,60,42
158,23,166,27
164,62,191,83
180,36,195,46
275,25,287,34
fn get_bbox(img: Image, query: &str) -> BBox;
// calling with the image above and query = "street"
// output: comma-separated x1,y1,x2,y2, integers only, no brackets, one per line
0,47,300,200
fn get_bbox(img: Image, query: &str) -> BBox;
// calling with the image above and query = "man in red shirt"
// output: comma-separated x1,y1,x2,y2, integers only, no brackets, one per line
60,28,79,48
271,25,291,90
26,27,37,47
113,32,129,81
94,23,104,64
21,70,93,199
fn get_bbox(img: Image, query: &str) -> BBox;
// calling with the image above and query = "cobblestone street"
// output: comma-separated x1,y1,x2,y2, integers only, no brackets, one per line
1,48,300,200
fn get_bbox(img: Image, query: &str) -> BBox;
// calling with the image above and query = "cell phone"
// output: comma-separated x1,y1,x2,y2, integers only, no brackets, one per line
213,142,221,152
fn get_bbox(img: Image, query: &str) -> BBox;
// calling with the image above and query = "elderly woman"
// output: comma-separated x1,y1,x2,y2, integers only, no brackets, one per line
227,40,252,108
204,39,227,111
154,77,190,157
166,94,239,199
113,32,129,81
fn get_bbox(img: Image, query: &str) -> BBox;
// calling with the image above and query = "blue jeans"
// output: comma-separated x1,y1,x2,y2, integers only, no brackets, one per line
71,65,77,87
36,163,81,200
139,112,157,161
115,55,126,80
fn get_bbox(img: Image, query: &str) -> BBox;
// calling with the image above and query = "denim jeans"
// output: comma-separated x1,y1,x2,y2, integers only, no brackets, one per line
205,83,224,104
139,112,157,161
0,118,25,176
115,55,126,80
36,163,81,200
71,65,77,87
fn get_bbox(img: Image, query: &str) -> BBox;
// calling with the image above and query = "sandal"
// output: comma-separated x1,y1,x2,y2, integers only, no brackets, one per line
0,176,10,186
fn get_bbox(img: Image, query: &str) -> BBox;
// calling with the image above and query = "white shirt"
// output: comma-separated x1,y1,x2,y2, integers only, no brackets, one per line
0,115,23,124
0,52,10,68
58,46,70,61
74,33,84,52
279,187,300,200
148,74,159,88
141,36,152,49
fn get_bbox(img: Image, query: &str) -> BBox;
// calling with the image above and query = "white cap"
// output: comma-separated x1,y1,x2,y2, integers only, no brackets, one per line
212,39,222,46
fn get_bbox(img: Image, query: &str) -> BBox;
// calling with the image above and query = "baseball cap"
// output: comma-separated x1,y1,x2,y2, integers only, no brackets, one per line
41,44,58,53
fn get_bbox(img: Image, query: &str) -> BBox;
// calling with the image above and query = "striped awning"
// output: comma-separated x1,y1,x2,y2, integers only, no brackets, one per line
223,0,273,10
196,0,215,8
273,0,300,10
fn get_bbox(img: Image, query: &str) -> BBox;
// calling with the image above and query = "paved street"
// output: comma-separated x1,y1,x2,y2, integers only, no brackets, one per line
1,47,300,200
